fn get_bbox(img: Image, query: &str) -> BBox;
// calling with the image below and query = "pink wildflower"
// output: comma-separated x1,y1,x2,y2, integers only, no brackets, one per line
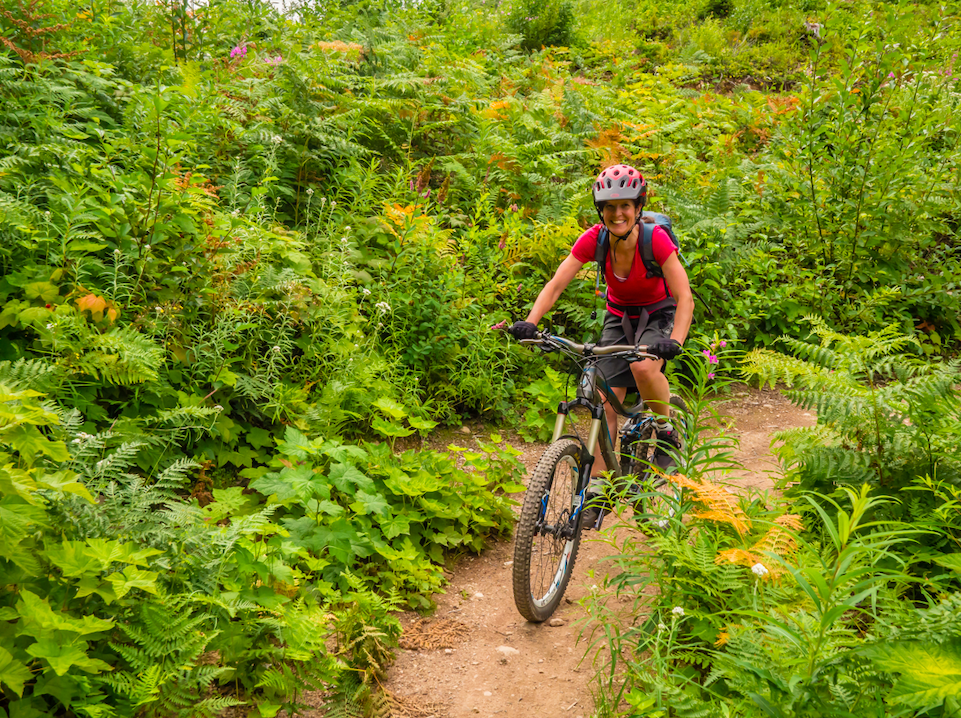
509,203,519,212
702,349,711,357
709,355,719,364
230,44,247,59
719,340,727,347
708,372,715,379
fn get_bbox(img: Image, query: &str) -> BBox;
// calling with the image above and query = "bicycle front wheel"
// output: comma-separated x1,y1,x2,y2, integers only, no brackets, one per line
512,438,585,623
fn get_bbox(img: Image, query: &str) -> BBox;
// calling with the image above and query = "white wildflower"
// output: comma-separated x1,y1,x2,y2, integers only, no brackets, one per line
306,188,314,196
46,323,54,330
272,135,282,145
362,287,371,296
671,606,685,618
272,345,281,352
657,623,667,632
375,301,391,313
114,249,121,256
71,438,81,444
751,563,769,578
144,244,151,251
656,519,669,529
214,405,223,411
232,209,240,216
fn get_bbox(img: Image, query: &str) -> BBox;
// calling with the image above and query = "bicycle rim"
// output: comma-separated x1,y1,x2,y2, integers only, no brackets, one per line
512,439,583,622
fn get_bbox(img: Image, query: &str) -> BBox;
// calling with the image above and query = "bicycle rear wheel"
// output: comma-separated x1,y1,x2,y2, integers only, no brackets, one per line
512,438,585,623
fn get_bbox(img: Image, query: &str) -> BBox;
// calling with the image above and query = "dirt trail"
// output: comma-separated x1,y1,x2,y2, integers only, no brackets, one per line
376,385,815,718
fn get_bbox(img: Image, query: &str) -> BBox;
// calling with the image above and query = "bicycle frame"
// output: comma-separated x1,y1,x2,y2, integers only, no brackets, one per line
549,364,648,486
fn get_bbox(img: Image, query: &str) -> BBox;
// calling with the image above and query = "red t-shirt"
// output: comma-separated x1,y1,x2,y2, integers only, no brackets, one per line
571,224,677,317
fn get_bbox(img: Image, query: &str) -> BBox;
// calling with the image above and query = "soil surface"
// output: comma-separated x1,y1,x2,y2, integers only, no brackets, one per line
378,384,815,718
298,385,815,717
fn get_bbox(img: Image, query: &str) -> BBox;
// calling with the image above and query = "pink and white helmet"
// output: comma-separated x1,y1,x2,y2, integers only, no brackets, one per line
592,164,647,210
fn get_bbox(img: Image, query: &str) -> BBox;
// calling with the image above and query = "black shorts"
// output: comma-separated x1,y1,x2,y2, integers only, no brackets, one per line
595,308,675,388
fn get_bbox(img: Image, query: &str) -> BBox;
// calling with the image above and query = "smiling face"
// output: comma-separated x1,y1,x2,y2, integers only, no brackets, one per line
601,199,639,236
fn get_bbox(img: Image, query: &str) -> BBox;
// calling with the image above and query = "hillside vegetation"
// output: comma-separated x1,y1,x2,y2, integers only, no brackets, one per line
1,0,960,715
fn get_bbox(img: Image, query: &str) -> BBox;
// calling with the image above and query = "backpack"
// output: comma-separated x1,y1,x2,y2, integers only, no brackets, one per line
593,211,680,289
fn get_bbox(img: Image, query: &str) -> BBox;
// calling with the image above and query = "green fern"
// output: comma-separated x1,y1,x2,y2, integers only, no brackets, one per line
101,597,241,718
743,317,961,495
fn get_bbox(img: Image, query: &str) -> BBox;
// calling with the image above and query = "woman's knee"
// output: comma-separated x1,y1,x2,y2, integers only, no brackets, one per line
631,359,664,386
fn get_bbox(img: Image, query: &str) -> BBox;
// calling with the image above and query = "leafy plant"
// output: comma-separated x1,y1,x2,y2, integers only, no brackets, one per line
743,317,961,498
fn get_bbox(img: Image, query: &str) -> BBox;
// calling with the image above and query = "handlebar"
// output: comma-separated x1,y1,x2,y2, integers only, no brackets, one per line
518,332,661,361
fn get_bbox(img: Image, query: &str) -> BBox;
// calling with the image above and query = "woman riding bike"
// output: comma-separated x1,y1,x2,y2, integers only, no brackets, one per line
509,165,694,528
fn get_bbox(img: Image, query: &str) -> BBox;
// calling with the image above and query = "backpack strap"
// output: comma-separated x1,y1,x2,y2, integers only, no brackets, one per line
594,227,610,276
640,222,661,279
609,297,677,346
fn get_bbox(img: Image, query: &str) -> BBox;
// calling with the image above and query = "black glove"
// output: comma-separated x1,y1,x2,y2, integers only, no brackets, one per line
508,321,539,340
649,338,683,360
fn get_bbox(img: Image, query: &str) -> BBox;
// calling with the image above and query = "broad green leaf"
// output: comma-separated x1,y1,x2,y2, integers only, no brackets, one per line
866,640,961,708
255,702,283,718
329,463,374,492
1,426,69,462
17,591,113,637
0,646,31,696
74,575,118,604
207,486,257,519
25,639,111,676
384,469,444,496
280,426,317,459
246,426,274,449
66,241,108,254
379,513,412,539
82,538,125,567
23,282,59,303
45,540,102,577
408,416,438,431
36,471,93,501
311,499,345,517
106,565,159,599
373,397,407,419
371,416,414,438
350,490,390,516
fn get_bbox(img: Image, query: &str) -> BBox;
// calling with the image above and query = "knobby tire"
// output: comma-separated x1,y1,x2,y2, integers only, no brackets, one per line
512,438,585,623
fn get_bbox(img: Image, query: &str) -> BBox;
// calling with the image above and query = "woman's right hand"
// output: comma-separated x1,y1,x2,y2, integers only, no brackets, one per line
508,321,539,340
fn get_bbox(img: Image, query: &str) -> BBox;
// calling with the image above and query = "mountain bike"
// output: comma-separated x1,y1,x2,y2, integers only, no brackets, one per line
511,331,687,623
